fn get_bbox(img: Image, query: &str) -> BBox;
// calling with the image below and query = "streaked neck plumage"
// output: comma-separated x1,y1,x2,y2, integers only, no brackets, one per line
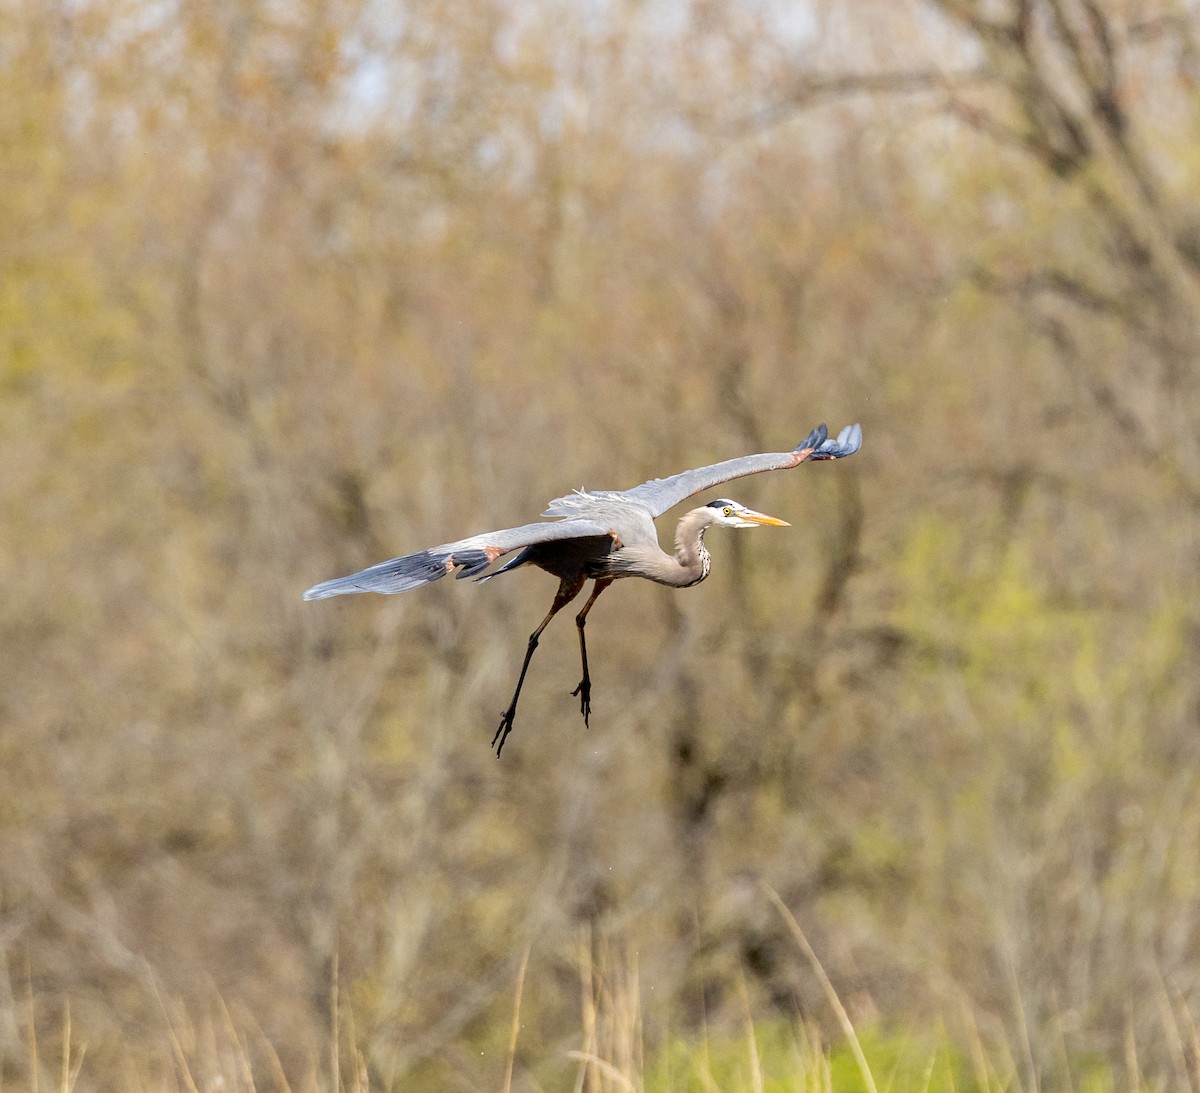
670,506,714,588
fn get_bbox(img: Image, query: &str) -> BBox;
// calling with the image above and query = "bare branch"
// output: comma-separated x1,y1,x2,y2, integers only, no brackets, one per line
970,265,1136,323
1038,315,1200,503
738,66,991,133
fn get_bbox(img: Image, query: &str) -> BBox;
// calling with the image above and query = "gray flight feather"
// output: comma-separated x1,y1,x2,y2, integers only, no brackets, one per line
545,422,862,520
302,518,612,599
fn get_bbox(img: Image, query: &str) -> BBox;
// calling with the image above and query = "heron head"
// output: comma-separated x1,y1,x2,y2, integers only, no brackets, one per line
705,498,790,529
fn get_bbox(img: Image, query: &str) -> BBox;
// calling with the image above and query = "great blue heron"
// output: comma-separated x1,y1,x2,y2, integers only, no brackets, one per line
305,422,862,754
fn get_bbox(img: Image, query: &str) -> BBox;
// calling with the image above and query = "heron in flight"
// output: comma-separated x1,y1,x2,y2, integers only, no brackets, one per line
305,422,862,755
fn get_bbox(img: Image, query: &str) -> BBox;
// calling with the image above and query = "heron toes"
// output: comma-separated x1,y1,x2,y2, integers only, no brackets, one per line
571,679,592,727
492,709,517,756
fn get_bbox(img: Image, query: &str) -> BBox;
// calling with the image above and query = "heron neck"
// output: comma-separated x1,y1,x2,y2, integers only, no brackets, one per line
672,508,713,587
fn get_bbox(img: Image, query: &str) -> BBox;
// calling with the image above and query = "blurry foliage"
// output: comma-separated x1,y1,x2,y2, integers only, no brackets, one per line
2,0,1200,1089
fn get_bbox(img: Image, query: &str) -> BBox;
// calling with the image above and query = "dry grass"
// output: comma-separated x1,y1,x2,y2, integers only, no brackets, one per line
17,887,1191,1092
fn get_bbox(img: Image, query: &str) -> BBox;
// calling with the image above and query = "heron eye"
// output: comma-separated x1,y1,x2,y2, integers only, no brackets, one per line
722,506,732,517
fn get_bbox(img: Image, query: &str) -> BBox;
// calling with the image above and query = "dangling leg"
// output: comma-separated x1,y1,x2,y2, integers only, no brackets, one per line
493,576,585,756
571,578,613,727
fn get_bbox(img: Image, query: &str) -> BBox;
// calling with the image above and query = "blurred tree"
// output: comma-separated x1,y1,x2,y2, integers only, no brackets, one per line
2,0,1199,1089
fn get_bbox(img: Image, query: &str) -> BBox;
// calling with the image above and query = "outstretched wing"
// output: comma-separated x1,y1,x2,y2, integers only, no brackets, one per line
305,423,862,599
302,517,612,600
611,422,862,519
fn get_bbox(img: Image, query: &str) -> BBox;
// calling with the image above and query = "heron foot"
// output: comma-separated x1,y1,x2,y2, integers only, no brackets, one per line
571,679,592,727
493,708,517,756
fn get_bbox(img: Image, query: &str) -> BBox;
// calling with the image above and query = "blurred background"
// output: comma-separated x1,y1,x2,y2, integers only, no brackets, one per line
3,0,1200,1088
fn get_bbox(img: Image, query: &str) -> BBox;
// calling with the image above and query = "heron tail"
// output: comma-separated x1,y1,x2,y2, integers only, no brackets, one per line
475,547,533,583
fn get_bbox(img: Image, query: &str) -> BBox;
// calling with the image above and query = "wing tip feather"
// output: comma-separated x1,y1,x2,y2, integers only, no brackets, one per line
798,421,862,460
302,549,456,599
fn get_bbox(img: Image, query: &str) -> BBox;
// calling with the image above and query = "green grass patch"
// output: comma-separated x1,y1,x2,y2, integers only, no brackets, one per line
645,1020,982,1093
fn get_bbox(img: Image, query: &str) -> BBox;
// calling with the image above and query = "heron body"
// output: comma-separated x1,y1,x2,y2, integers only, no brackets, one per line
304,422,862,754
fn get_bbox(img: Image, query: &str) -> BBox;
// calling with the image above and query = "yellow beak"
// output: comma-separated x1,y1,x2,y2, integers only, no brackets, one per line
738,508,790,527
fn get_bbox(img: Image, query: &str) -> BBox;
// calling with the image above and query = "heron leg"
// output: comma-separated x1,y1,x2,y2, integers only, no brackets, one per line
493,576,585,756
571,578,613,728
